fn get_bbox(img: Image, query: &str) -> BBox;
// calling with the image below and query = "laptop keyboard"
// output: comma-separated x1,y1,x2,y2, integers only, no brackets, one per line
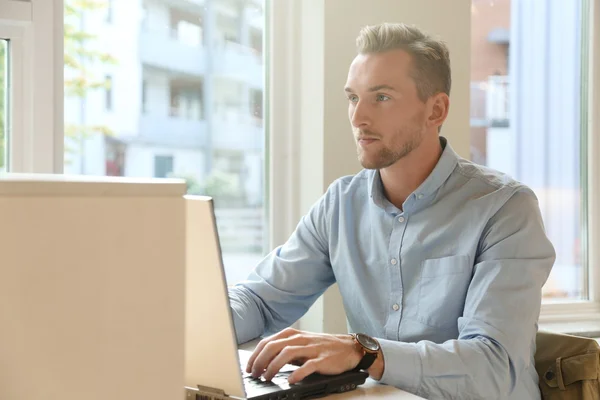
238,350,298,392
242,370,292,391
240,365,291,389
236,353,362,400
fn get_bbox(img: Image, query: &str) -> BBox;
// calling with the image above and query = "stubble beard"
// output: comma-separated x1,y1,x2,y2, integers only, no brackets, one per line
357,127,424,170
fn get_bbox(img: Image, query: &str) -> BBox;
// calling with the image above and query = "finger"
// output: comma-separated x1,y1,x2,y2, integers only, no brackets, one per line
251,335,308,378
263,345,316,381
246,328,299,373
246,336,271,373
288,359,320,385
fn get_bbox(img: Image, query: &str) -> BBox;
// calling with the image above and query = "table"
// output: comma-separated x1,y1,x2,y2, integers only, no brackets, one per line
325,379,423,399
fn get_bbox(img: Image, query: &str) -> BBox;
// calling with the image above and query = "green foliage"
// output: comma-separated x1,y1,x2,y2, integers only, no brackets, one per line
171,171,243,203
202,171,241,199
64,0,117,164
172,173,205,195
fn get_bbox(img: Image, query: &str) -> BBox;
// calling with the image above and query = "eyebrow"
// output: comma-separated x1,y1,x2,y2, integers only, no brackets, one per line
344,84,398,93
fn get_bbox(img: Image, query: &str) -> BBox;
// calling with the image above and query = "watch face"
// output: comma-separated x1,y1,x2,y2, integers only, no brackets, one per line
356,333,379,352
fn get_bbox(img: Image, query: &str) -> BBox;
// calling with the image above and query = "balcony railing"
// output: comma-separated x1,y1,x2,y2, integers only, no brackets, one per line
486,75,509,122
139,26,263,83
137,115,208,149
135,111,263,151
470,75,509,126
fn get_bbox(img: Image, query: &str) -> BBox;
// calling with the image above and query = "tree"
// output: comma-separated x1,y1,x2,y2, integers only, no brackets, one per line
64,0,116,164
171,171,245,206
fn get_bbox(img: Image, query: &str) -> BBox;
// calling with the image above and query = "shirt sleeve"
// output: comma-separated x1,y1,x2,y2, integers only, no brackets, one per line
228,189,337,345
377,188,556,399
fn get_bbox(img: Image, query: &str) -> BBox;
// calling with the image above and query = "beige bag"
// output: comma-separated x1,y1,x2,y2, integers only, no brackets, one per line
535,330,600,400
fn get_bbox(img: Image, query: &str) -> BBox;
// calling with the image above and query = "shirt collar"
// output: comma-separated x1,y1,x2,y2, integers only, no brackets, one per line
368,136,459,210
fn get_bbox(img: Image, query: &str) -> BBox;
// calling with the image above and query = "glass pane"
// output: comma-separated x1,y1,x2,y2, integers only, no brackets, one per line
0,39,7,172
470,0,585,301
64,0,267,284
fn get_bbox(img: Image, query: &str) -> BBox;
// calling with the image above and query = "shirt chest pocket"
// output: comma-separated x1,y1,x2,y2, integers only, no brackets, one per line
417,255,472,329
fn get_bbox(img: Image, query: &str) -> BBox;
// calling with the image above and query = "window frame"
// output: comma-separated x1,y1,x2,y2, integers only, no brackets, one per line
588,0,600,310
0,0,63,174
538,0,600,324
267,0,303,248
0,1,32,173
0,0,598,328
0,28,20,172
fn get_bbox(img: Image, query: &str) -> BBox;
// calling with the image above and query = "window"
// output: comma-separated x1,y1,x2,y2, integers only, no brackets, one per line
0,39,7,172
63,0,268,285
154,155,173,178
105,75,112,111
170,79,203,120
105,0,113,24
141,79,147,114
250,28,263,56
105,137,125,176
470,0,587,302
250,88,263,126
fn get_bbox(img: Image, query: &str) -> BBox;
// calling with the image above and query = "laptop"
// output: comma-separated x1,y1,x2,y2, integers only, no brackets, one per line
184,196,369,400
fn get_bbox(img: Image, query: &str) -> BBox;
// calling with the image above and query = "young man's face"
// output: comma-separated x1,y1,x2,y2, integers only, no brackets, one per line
345,49,429,170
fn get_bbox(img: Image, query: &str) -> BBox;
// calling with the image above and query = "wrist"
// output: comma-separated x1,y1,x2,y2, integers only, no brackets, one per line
349,333,380,371
350,335,366,364
338,334,365,366
367,348,385,380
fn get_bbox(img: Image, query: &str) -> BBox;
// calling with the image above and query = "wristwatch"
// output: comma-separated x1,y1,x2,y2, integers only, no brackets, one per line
351,333,380,370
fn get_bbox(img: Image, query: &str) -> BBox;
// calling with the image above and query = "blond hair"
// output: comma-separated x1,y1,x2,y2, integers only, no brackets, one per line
356,23,451,102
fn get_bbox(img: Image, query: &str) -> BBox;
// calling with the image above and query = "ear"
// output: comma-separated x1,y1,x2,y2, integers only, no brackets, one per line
426,93,450,130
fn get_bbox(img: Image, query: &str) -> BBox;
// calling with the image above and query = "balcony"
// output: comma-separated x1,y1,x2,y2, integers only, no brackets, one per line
161,0,205,11
470,75,509,127
211,41,263,85
211,113,264,151
139,28,207,76
486,75,509,124
134,113,262,151
136,115,208,149
139,30,263,85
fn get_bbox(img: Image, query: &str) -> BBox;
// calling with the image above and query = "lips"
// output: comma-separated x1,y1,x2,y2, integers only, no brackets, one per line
358,137,378,146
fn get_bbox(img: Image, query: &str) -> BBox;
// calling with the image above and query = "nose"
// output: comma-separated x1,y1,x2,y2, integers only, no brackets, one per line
350,100,370,128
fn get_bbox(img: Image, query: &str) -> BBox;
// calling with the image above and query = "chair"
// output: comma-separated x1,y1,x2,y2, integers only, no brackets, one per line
535,330,600,399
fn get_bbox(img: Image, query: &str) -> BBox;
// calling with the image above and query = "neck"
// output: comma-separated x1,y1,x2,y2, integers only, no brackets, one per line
379,134,442,210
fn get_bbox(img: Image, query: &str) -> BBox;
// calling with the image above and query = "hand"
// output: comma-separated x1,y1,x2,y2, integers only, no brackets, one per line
245,328,363,384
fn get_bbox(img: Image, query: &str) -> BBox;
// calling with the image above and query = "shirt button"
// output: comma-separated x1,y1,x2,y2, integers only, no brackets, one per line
392,304,400,311
398,216,405,223
417,194,424,199
390,258,397,265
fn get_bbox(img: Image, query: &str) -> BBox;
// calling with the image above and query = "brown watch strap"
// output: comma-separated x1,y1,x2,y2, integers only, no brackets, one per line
356,351,377,370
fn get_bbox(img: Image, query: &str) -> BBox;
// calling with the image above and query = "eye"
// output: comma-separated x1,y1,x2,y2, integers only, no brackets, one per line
376,94,391,102
347,94,359,103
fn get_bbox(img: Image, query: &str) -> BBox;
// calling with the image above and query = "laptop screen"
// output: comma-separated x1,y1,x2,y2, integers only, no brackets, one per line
185,195,247,398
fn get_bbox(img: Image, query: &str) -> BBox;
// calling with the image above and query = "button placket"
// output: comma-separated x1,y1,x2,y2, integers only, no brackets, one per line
384,212,409,340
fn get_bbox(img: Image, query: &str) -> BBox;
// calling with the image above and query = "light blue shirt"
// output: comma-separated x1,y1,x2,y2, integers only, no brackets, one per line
229,137,555,399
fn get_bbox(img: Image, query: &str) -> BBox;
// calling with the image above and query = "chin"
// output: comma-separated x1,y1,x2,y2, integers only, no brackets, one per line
358,157,382,170
359,153,402,170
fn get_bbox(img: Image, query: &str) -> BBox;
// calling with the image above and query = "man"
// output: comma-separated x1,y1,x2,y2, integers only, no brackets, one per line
228,22,555,399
